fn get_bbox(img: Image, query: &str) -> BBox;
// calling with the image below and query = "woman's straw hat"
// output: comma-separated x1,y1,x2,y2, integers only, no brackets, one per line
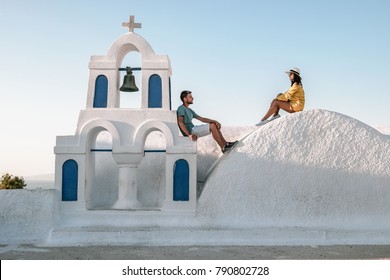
285,67,301,77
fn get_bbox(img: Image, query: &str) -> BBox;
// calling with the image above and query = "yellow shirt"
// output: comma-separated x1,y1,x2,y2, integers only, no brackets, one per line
276,83,305,112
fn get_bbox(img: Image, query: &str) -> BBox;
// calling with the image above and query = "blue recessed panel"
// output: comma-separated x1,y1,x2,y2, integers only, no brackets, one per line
62,159,78,201
93,75,108,108
148,74,162,108
173,159,189,201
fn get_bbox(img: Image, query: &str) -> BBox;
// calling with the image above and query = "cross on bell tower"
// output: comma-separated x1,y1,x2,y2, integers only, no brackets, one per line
122,15,142,33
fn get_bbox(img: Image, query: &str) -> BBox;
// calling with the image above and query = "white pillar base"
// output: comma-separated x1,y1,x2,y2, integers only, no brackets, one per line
112,165,141,210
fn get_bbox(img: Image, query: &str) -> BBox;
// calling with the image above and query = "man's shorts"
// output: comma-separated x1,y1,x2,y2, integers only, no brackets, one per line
191,124,211,138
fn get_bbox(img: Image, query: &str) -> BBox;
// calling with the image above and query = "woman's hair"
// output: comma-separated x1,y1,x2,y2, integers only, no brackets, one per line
291,74,302,86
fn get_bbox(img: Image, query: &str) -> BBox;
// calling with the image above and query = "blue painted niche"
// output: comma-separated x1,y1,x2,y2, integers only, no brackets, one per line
93,75,108,108
173,159,189,201
148,74,162,108
62,159,78,201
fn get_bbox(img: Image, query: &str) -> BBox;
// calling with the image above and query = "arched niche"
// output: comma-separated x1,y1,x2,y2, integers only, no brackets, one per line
173,159,190,201
62,159,78,201
93,75,108,108
148,74,162,108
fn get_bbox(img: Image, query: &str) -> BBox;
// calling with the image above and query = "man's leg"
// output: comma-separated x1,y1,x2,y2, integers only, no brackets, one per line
209,122,227,149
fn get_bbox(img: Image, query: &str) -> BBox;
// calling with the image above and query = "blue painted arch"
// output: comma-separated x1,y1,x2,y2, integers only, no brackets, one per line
93,75,108,108
173,159,190,201
148,74,162,108
62,159,78,201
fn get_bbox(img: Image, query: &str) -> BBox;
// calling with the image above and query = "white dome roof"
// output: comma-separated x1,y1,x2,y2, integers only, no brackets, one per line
198,110,390,229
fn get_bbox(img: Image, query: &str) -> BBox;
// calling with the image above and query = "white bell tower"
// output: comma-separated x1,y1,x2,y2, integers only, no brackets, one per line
54,16,197,215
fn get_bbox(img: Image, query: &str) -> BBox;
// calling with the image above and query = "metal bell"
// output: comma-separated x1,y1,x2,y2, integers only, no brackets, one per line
119,67,139,92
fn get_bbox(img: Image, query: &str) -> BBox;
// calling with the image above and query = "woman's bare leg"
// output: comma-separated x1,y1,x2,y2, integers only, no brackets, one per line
261,100,294,121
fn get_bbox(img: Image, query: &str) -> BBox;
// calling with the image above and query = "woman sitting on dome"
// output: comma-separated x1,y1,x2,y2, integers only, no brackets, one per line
255,67,305,126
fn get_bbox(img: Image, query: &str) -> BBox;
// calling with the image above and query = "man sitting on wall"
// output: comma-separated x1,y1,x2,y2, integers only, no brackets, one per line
176,90,237,153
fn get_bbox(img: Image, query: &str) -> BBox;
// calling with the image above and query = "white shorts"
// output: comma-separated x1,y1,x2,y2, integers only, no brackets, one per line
191,124,211,138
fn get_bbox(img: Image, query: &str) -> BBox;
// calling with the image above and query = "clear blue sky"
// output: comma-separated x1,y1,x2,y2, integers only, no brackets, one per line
1,0,389,176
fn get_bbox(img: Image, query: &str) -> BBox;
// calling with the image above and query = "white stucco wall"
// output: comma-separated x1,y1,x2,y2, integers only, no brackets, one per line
0,189,56,244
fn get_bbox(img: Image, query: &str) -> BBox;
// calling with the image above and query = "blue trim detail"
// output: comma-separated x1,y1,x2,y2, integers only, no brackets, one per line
148,74,162,108
90,149,113,152
62,160,78,201
144,150,166,153
89,149,166,153
173,159,190,201
93,75,108,108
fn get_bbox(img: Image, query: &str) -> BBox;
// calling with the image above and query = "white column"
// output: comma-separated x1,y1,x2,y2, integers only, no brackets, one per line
112,164,141,209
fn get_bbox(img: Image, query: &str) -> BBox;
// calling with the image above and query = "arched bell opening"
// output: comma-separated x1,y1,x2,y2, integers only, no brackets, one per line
119,51,142,109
